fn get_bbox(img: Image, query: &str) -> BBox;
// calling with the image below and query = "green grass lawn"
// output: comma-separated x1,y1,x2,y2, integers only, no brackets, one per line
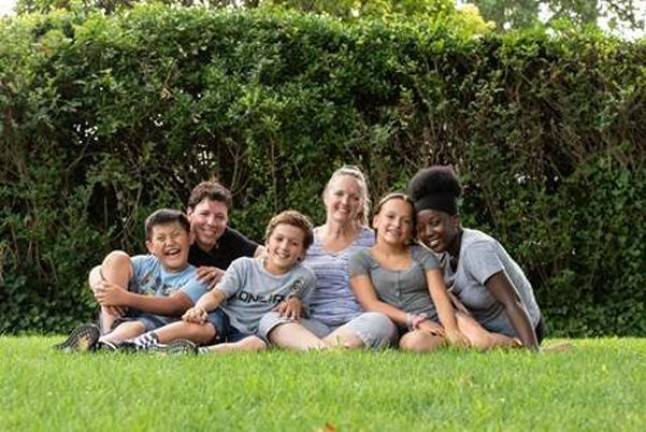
1,337,644,431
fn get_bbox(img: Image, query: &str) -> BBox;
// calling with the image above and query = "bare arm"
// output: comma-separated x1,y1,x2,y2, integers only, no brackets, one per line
351,275,409,327
183,288,227,324
195,287,226,312
427,269,469,347
485,271,539,351
94,281,193,316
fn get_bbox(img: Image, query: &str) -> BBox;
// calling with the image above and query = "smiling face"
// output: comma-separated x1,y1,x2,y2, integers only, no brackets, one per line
416,208,460,254
187,198,229,251
146,222,191,272
264,223,307,275
323,175,363,225
373,197,415,247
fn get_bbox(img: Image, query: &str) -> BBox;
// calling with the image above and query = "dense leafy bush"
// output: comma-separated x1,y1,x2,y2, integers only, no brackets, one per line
1,5,643,335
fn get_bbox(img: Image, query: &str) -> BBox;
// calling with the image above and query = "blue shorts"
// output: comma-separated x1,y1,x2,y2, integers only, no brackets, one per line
205,308,228,343
112,309,228,343
219,312,262,343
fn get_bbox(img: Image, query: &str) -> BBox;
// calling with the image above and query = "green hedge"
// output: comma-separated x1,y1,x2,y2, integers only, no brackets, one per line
1,6,644,335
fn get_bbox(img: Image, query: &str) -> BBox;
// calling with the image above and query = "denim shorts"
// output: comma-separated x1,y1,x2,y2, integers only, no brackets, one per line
111,308,227,343
219,312,262,343
110,313,169,332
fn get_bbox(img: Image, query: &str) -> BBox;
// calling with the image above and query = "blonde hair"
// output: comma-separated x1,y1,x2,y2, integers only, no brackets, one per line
322,165,371,226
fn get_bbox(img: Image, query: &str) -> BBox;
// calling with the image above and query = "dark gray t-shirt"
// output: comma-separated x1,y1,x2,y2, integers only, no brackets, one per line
349,245,441,323
439,228,541,337
216,257,316,335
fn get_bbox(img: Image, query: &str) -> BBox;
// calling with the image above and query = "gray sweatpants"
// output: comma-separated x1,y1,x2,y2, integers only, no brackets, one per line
258,311,398,349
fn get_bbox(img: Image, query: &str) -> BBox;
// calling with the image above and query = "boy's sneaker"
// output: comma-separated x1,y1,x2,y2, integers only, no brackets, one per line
96,340,119,352
153,339,198,356
54,324,100,353
114,340,142,353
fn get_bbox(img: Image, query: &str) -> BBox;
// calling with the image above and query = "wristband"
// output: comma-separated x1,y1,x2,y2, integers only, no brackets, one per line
406,313,417,331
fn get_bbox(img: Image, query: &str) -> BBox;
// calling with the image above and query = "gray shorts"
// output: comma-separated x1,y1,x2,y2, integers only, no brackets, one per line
259,311,397,349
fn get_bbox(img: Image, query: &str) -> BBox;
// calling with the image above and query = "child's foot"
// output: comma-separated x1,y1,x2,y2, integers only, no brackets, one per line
54,324,100,352
153,339,198,356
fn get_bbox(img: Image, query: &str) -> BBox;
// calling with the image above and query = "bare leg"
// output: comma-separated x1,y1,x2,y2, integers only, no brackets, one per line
202,336,267,353
456,312,519,350
323,326,364,349
399,330,445,353
154,321,217,345
269,322,328,351
91,251,133,332
323,312,398,350
100,321,145,344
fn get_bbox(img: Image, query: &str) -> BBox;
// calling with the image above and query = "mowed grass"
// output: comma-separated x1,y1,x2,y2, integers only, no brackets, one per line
1,337,644,431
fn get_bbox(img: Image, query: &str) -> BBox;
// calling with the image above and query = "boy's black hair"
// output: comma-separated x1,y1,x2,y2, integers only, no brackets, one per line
188,180,233,211
145,209,190,240
407,166,462,215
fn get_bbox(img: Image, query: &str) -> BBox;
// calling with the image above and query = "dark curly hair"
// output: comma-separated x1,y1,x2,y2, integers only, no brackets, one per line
407,166,461,215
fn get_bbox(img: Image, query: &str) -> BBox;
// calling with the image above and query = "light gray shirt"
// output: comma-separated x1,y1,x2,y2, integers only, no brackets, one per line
349,245,441,323
304,226,374,326
439,228,541,337
217,257,316,335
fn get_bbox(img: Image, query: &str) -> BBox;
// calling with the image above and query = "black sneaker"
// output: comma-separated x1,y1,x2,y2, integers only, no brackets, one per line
54,324,100,353
153,339,198,356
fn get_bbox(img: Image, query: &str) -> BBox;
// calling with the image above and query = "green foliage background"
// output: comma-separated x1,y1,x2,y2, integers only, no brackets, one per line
1,5,644,335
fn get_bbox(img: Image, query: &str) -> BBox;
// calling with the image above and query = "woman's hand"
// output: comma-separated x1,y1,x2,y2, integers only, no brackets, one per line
273,297,303,320
183,306,208,324
195,266,225,287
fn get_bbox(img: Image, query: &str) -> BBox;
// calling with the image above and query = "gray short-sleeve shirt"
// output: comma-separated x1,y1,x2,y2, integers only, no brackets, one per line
440,228,541,337
349,245,441,323
215,257,316,335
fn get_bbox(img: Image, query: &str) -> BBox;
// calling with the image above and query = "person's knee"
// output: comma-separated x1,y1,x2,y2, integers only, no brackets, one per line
103,250,130,267
243,337,267,351
101,251,133,280
185,322,217,344
368,312,397,336
359,312,398,348
399,331,442,353
399,332,421,352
